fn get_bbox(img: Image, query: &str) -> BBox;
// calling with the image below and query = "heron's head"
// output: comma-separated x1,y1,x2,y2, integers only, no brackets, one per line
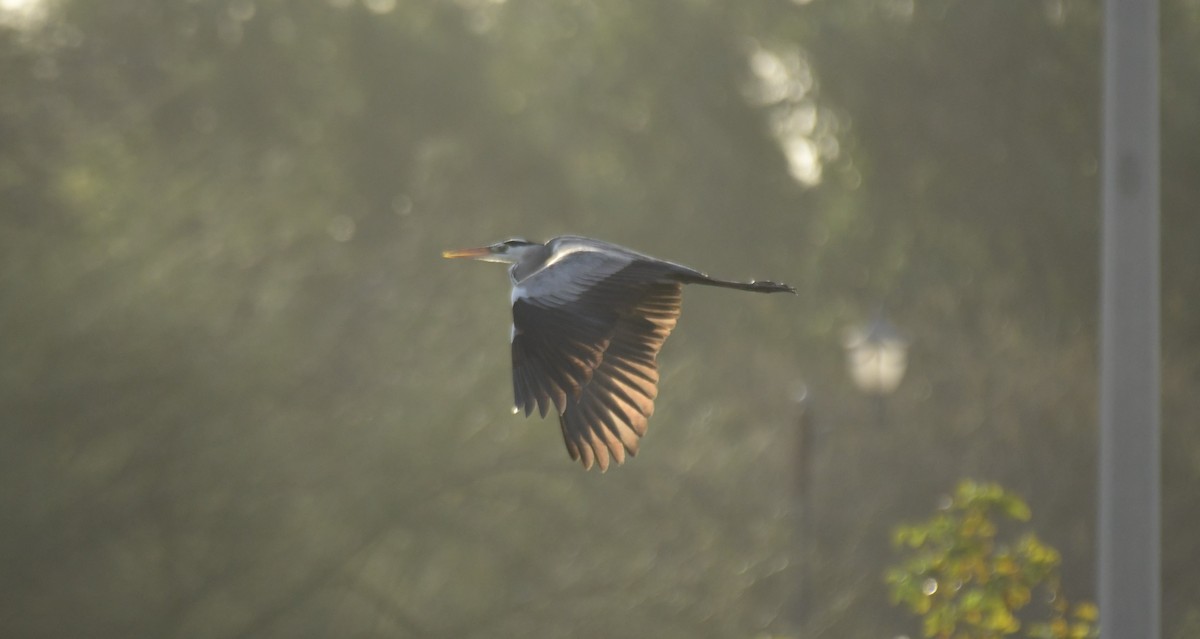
442,238,542,264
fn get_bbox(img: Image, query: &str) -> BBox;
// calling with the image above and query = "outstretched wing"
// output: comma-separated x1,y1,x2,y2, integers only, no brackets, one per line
556,281,681,471
510,298,610,417
510,256,683,469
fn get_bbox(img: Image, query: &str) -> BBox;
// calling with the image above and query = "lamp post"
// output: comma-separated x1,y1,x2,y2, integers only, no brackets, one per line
825,314,906,636
843,314,909,434
843,315,909,412
792,384,815,637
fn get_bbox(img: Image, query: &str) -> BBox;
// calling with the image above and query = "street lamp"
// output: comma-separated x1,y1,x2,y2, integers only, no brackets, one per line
842,315,909,396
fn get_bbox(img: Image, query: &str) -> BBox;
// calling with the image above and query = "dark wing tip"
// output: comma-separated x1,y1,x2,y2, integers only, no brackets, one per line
750,280,797,294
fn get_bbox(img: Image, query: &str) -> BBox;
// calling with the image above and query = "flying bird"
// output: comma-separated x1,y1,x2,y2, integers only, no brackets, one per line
443,235,795,471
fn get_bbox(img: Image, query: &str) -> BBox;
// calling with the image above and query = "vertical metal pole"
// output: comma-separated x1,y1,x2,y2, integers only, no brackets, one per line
1100,0,1160,637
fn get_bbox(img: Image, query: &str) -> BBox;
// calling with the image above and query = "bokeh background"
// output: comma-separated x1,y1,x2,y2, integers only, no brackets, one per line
1,0,1197,637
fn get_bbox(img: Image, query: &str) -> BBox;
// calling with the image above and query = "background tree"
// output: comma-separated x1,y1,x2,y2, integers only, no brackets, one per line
0,1,1196,638
887,480,1098,639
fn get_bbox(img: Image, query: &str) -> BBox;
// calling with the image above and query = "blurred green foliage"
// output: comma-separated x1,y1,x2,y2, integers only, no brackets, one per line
0,0,1197,638
887,481,1098,639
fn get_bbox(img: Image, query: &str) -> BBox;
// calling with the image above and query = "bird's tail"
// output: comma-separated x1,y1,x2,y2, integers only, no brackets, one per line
676,272,796,294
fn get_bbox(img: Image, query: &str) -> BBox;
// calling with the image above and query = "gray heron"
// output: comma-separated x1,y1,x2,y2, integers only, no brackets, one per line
443,235,795,471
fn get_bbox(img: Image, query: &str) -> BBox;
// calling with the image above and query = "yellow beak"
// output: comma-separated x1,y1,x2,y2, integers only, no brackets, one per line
442,246,492,259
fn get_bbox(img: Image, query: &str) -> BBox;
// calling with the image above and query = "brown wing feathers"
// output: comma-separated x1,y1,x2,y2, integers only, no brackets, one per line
556,281,682,471
510,261,684,471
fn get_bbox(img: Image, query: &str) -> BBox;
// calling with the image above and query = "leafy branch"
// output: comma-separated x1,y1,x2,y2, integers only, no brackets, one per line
886,481,1098,639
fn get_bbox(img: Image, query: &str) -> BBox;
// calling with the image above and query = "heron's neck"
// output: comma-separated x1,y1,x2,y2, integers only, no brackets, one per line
508,245,552,283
